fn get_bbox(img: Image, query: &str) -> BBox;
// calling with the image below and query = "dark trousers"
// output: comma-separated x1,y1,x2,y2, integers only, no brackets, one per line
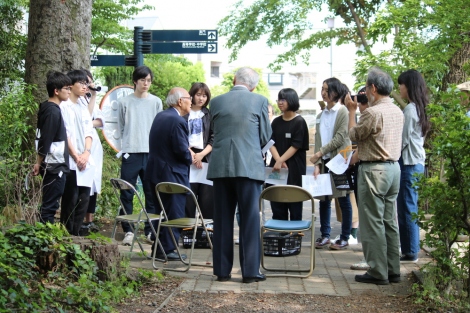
212,177,262,278
120,153,156,234
185,182,214,219
60,170,90,235
40,170,66,224
270,201,303,220
150,183,186,254
87,193,97,214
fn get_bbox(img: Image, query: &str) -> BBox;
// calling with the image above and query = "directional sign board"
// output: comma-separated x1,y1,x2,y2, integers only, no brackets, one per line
149,42,217,54
149,30,217,42
90,55,126,67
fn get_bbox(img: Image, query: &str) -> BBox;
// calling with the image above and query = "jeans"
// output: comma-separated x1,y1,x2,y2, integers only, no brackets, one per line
397,159,424,258
319,194,353,241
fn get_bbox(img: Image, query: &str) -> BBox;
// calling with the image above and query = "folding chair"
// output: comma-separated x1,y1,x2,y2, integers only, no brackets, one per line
152,182,213,272
260,185,316,278
110,178,162,258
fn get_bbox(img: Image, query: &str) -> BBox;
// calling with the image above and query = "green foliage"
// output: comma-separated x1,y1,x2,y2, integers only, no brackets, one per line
146,55,205,102
0,82,39,222
414,89,470,307
95,55,206,106
91,0,154,54
96,130,121,219
0,0,28,85
0,222,161,312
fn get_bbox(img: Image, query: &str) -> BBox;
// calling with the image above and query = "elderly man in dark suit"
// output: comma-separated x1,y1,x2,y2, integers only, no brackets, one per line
207,67,272,283
146,87,193,260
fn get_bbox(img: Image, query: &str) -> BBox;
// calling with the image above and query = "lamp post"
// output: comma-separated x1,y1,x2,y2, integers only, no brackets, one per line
327,17,335,77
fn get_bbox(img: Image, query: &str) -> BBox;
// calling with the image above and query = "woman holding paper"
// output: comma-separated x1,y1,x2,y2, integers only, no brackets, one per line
396,70,430,263
310,78,353,250
184,82,214,219
268,88,309,220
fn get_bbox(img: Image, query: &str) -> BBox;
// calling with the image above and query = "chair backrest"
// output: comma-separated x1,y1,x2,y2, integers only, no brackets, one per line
110,178,146,215
260,185,314,203
155,182,202,221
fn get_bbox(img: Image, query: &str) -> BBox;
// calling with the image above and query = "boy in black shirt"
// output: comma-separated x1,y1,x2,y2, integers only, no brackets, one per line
33,71,72,224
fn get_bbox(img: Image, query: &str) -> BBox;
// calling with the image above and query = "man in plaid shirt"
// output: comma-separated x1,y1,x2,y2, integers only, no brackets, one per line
345,67,404,285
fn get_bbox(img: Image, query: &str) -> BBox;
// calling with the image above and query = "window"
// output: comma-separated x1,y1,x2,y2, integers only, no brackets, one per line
211,66,220,77
268,73,283,86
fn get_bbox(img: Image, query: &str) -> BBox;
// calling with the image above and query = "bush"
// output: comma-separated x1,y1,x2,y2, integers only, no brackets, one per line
414,89,470,309
0,222,160,312
0,82,39,226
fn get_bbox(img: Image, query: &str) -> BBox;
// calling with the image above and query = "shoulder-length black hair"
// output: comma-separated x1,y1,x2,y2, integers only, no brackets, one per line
398,69,430,137
323,77,343,103
189,82,211,107
278,88,300,112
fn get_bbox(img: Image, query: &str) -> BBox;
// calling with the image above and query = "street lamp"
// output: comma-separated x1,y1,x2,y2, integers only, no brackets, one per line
327,17,335,77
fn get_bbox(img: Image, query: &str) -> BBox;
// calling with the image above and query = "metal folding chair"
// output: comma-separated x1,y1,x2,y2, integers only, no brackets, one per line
260,185,316,278
152,182,213,272
110,178,162,258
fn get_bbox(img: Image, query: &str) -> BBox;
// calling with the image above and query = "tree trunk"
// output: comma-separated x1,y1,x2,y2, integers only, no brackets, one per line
71,237,122,281
24,0,92,143
441,41,470,91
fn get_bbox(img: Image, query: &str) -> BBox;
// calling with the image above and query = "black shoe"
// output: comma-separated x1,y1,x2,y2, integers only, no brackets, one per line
400,255,418,263
242,274,266,284
388,274,401,283
355,273,389,285
154,251,187,261
216,275,231,282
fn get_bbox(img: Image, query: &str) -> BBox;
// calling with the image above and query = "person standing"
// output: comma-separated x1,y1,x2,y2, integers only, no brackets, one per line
79,69,104,234
60,70,94,236
396,69,430,263
207,67,272,283
345,67,404,285
309,77,353,250
117,66,163,246
146,87,193,260
269,88,309,220
33,71,71,224
184,82,214,219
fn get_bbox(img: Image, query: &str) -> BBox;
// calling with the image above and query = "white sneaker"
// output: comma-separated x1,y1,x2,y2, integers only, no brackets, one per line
122,232,134,246
349,235,358,245
350,259,370,270
332,235,341,242
234,237,239,245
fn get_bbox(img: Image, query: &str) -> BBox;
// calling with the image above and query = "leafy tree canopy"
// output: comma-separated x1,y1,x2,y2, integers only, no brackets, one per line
219,0,470,90
91,0,154,54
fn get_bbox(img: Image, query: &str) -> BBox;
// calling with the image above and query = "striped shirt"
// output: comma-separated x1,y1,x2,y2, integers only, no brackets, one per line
349,97,404,161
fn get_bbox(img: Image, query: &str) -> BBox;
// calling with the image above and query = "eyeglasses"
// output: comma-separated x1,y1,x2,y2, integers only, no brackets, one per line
276,99,286,104
61,87,71,91
181,96,192,102
138,78,152,84
77,81,88,86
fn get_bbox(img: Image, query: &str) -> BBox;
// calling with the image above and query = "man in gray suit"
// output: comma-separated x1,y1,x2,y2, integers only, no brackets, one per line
207,67,272,283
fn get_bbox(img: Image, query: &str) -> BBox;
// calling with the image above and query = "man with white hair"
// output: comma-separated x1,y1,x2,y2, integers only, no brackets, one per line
146,87,193,260
208,67,272,283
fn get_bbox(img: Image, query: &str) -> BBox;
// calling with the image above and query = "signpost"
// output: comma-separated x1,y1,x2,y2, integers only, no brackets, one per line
91,27,218,67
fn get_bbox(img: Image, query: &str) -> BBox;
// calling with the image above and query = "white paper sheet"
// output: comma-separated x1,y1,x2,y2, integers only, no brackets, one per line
262,139,275,155
265,167,288,185
76,155,95,187
325,152,354,175
302,174,333,197
189,162,213,186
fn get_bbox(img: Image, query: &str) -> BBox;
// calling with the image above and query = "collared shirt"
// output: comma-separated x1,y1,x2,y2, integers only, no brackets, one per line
349,97,404,161
320,102,341,158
